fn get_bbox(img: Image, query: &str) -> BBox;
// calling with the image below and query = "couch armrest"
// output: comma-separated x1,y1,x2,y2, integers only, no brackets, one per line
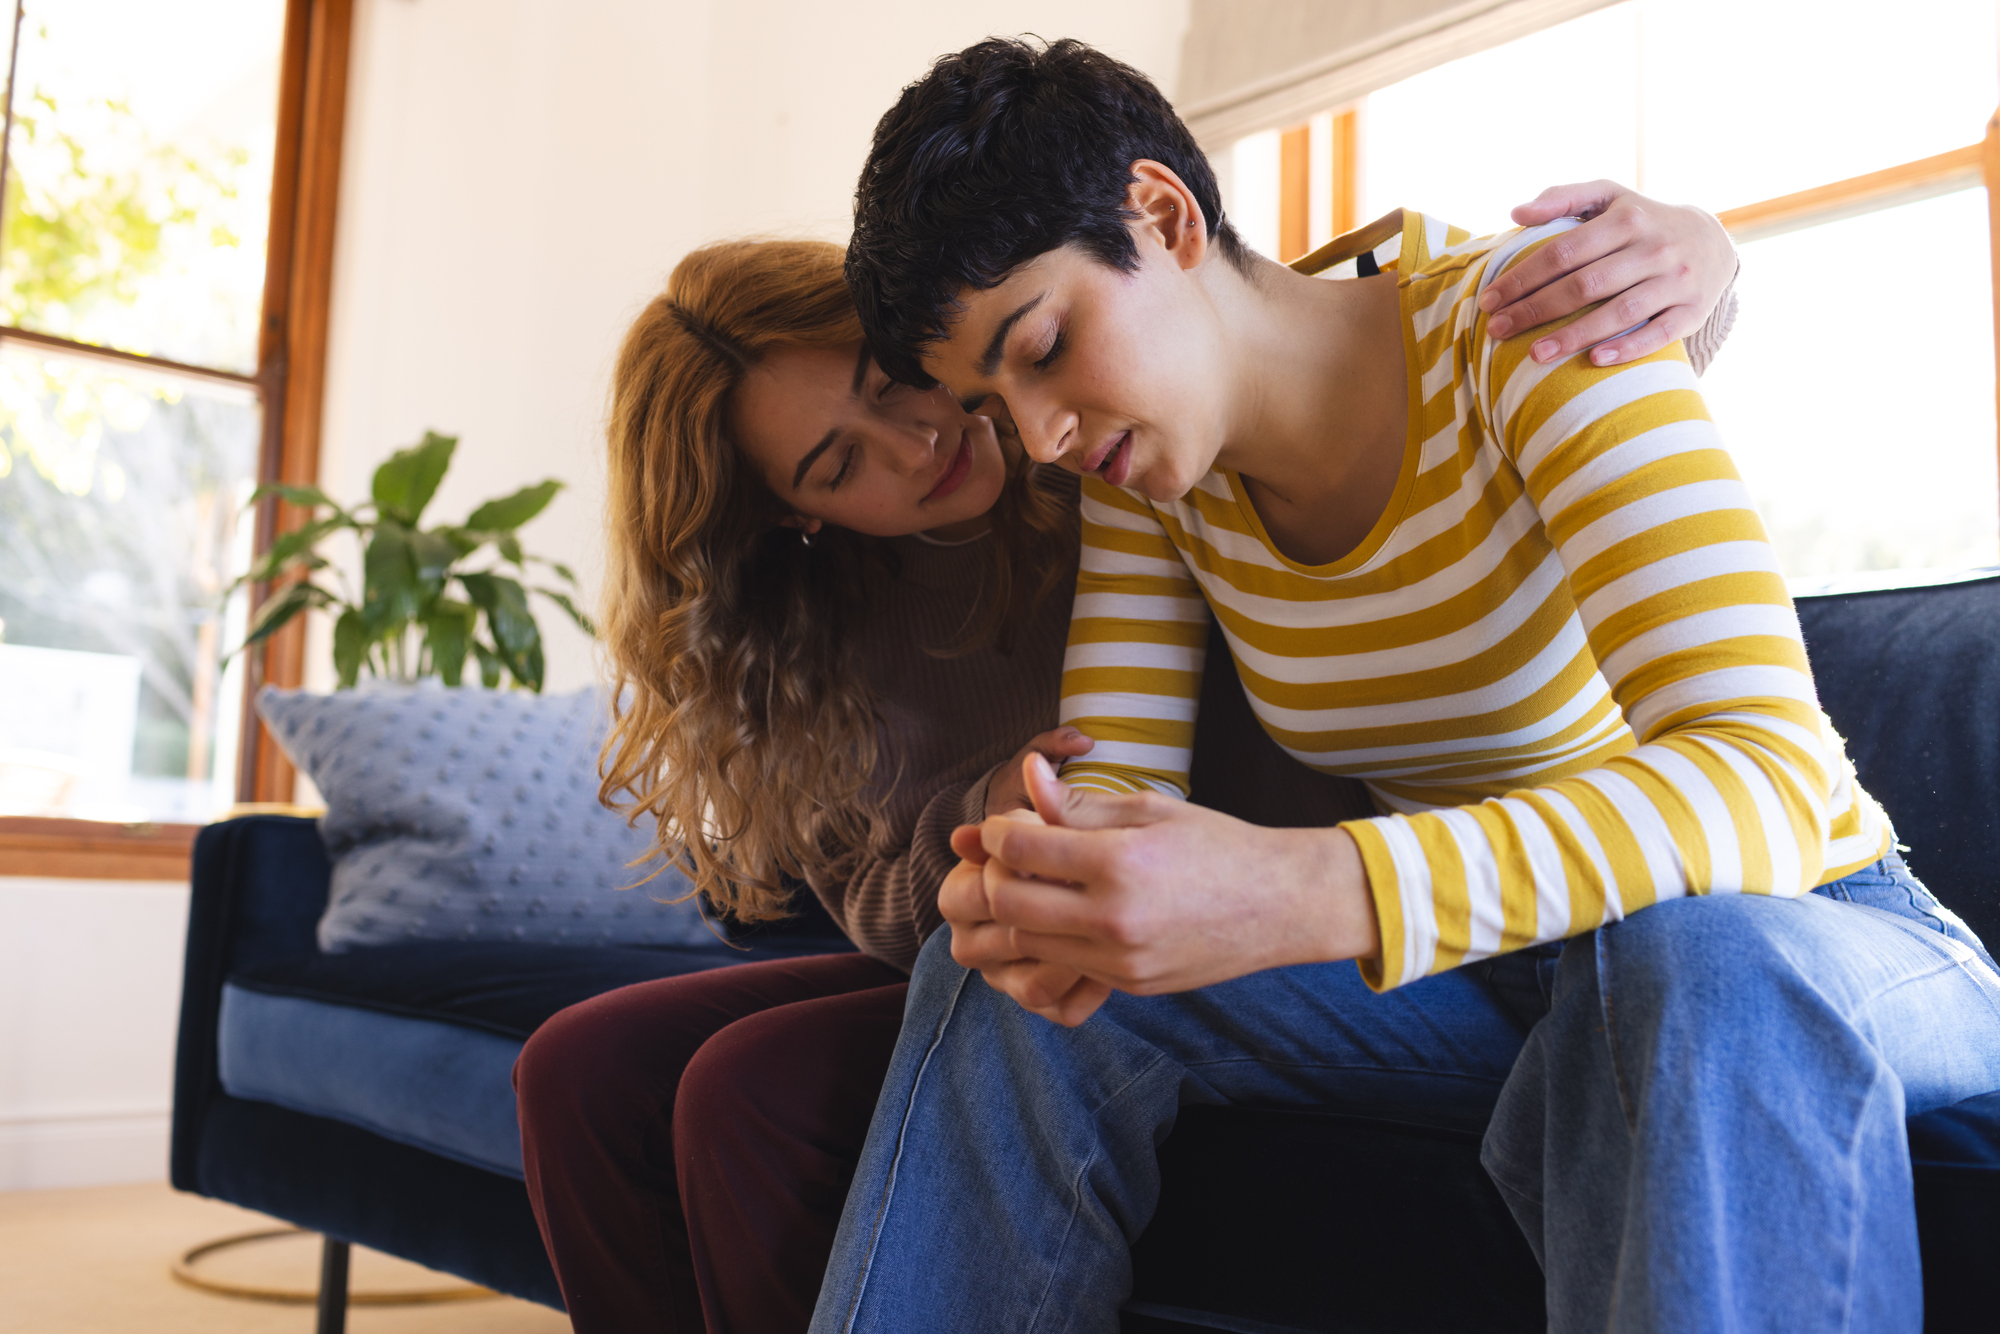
171,815,331,1190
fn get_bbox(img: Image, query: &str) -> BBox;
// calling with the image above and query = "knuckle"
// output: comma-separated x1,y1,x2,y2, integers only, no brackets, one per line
1574,267,1608,301
1615,292,1649,322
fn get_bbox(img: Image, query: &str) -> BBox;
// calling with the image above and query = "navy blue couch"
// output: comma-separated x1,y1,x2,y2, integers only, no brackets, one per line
173,571,2000,1333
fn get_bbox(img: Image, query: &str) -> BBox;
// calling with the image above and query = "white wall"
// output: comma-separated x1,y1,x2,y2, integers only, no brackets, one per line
0,878,189,1190
308,0,1194,695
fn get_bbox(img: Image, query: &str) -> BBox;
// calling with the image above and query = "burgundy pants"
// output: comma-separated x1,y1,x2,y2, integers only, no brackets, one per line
514,952,908,1333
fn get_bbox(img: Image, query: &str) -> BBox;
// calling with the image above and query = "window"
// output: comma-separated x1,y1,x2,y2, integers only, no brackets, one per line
0,0,350,877
1228,0,2000,581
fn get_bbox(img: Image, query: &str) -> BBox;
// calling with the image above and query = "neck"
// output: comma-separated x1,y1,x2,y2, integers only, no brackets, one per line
1204,257,1405,509
918,515,991,543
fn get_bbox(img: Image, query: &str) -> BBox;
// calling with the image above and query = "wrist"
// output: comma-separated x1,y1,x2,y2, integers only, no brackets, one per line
1280,825,1380,965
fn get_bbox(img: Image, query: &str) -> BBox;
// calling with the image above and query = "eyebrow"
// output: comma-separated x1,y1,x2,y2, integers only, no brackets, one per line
976,292,1046,378
792,429,838,490
789,346,877,491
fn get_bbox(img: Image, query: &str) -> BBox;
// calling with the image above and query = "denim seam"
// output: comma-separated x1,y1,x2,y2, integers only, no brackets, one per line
1831,1068,1896,1334
1026,1047,1173,1334
1595,926,1641,1132
834,965,976,1334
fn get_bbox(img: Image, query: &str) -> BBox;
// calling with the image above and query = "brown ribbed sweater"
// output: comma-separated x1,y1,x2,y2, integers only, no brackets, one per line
806,469,1378,972
807,277,1740,972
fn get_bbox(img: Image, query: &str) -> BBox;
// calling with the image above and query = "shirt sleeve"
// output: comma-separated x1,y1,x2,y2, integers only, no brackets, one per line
1056,478,1211,798
803,769,993,973
1345,231,1835,991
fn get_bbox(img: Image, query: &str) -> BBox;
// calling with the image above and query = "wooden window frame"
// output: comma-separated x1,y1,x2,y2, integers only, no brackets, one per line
1277,109,1361,264
0,0,350,881
1279,102,2000,544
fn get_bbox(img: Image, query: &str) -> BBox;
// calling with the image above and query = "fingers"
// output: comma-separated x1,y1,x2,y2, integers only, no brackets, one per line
982,861,1101,938
1027,726,1094,761
1521,278,1685,366
978,961,1114,1027
950,823,989,863
1506,179,1623,229
938,858,992,925
1023,754,1159,832
1478,222,1624,326
948,918,1021,972
1576,306,1695,368
1506,180,1619,227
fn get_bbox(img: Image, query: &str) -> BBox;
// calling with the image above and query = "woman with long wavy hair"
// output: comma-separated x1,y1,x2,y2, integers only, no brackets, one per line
513,191,1740,1334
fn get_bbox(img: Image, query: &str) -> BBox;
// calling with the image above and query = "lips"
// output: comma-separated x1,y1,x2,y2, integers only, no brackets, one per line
923,431,974,503
1078,430,1133,487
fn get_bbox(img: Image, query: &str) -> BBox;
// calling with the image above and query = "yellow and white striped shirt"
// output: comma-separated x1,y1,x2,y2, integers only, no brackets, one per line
1058,210,1890,991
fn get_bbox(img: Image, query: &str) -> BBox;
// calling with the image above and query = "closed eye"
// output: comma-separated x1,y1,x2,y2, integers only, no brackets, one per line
1033,321,1066,372
828,445,858,489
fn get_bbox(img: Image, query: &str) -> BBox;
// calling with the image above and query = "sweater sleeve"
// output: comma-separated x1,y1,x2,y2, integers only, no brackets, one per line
1683,255,1740,377
1344,229,1834,991
804,769,995,973
1056,477,1211,798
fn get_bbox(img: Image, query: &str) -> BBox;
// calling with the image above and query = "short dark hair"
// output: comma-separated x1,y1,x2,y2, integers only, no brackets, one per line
845,37,1249,387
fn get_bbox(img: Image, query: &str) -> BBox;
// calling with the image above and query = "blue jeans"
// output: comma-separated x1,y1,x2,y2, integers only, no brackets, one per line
809,855,2000,1333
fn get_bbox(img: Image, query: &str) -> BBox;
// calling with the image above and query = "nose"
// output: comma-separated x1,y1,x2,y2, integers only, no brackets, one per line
885,416,939,475
1009,392,1075,466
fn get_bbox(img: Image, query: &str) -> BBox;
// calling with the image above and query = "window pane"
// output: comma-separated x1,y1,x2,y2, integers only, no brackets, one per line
1640,0,2000,214
1,0,286,374
1363,4,1640,235
1697,189,1999,578
0,347,260,822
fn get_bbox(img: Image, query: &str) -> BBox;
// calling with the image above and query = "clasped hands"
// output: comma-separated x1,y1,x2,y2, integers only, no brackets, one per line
945,752,1380,1027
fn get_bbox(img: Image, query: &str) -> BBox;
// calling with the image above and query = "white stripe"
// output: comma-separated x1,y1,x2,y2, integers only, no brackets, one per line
1495,795,1573,943
1443,806,1506,962
1070,593,1209,624
1595,603,1803,694
1511,360,1698,482
1537,785,1624,925
1560,479,1762,571
1062,640,1205,674
1539,420,1725,521
1576,541,1785,629
1629,741,1740,891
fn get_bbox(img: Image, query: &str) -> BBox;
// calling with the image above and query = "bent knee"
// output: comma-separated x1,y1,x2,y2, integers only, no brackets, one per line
1597,893,1835,1010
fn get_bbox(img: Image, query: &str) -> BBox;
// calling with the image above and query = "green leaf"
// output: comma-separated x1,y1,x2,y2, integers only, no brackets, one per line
471,639,503,689
436,526,482,558
332,608,367,687
423,603,470,686
362,521,423,627
534,586,597,638
246,481,340,514
370,431,458,524
497,533,524,566
459,571,536,654
408,527,460,582
234,581,329,653
465,479,562,533
237,514,346,588
516,638,546,693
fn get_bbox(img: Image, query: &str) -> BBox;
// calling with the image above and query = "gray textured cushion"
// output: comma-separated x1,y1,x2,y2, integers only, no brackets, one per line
257,683,710,952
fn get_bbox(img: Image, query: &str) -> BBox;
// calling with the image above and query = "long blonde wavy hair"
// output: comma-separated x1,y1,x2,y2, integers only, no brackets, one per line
599,238,1070,923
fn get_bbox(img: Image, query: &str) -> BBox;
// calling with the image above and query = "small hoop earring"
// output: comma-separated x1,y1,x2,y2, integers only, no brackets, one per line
799,529,815,549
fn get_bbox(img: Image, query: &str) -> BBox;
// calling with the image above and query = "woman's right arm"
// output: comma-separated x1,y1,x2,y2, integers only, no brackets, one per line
806,728,1095,971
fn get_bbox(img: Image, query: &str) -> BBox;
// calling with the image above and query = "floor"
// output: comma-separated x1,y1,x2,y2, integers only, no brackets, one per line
0,1181,569,1334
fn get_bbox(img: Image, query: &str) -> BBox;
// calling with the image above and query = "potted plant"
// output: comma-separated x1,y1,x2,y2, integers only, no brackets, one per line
229,431,591,690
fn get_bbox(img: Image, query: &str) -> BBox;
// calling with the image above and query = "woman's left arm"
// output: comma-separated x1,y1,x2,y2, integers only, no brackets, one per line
1477,180,1739,372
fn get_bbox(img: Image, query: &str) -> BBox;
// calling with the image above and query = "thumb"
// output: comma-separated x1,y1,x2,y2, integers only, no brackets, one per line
1510,180,1614,226
1024,753,1158,831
